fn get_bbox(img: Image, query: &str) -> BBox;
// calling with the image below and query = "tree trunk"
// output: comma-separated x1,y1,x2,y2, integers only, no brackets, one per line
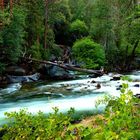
44,0,56,49
0,0,4,10
44,0,48,49
24,57,104,75
127,40,139,70
10,0,13,15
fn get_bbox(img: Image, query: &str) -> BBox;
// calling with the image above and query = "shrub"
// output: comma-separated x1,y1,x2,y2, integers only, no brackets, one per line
72,37,105,69
1,108,75,140
95,82,140,139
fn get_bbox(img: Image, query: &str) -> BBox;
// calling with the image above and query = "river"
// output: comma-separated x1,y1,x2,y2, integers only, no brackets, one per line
0,71,140,124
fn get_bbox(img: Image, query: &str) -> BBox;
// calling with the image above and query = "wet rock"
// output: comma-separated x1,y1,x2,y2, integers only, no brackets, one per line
108,73,114,77
116,87,121,90
134,94,140,99
96,83,101,89
119,85,122,88
116,85,122,90
134,84,140,87
91,80,96,83
89,74,100,78
66,87,73,91
112,74,122,81
39,64,75,80
6,66,26,76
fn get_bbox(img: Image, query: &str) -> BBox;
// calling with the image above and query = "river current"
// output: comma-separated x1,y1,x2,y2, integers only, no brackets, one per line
0,71,140,124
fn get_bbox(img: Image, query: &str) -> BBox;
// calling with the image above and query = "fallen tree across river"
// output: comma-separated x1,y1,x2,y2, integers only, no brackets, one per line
24,57,104,76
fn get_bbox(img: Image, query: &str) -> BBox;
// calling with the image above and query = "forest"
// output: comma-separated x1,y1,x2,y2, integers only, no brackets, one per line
0,0,140,139
0,0,140,75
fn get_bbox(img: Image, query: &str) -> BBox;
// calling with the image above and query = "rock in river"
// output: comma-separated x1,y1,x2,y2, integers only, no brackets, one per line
39,64,75,80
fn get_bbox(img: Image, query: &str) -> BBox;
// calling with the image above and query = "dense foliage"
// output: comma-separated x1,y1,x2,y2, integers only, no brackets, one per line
0,0,139,74
0,84,140,139
68,19,88,45
0,1,140,139
72,38,105,69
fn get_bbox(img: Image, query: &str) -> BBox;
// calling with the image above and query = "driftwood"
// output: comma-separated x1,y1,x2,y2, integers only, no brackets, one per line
24,57,104,76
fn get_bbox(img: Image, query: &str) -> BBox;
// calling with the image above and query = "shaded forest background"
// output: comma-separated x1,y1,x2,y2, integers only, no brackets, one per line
0,0,140,74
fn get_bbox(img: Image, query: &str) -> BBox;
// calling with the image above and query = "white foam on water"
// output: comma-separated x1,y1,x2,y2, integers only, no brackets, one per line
1,72,140,124
0,93,105,120
0,83,22,94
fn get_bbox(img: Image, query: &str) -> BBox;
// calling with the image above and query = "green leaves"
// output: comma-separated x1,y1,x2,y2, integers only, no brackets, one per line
0,6,26,65
1,108,74,140
72,37,105,69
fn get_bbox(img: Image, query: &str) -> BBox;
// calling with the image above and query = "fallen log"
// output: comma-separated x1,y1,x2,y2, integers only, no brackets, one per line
24,57,104,76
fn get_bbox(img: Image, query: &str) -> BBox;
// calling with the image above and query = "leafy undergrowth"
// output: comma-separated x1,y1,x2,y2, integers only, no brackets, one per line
0,83,140,140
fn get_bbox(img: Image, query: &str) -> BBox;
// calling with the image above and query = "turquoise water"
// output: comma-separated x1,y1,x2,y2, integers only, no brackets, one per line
0,72,140,124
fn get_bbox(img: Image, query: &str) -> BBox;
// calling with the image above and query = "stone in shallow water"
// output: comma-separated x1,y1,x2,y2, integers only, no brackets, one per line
134,94,140,98
91,80,96,83
111,74,122,81
66,87,73,91
134,84,140,87
96,83,101,89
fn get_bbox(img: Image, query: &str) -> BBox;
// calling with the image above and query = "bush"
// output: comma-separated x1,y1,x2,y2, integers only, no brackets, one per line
95,82,140,139
72,37,105,69
1,108,75,140
68,19,88,45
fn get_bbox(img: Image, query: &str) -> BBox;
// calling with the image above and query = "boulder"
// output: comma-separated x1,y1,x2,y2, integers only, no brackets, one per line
49,66,75,80
6,66,26,76
39,64,75,80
